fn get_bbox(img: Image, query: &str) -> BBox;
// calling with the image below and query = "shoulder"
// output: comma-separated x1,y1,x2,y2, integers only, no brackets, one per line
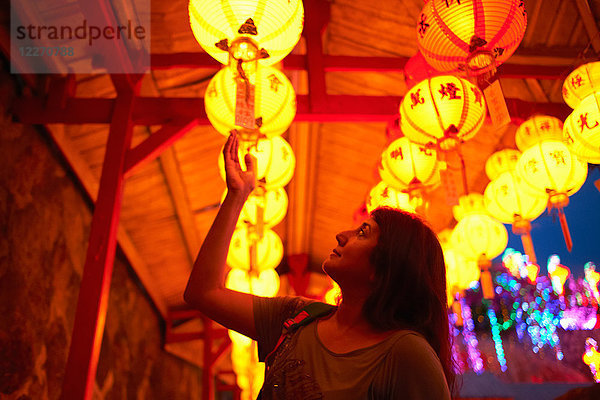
388,331,440,361
370,331,451,400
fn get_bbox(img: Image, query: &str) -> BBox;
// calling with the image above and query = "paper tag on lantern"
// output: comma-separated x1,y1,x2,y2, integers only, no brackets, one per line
482,79,510,128
440,168,460,206
235,81,256,129
440,150,463,206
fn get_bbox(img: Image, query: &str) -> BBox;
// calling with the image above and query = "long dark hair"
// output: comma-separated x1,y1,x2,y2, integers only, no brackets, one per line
365,207,457,393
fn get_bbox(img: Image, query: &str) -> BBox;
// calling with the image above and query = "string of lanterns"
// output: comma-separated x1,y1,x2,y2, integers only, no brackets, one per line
190,0,303,397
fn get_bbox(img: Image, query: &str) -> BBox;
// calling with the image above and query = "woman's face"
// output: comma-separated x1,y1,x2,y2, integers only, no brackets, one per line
322,218,381,286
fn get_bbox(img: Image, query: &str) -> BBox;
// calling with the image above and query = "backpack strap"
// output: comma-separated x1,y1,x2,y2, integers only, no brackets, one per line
264,301,336,368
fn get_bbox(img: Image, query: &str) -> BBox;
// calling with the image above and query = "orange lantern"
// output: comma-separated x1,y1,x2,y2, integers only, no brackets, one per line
188,0,304,67
563,61,600,109
399,76,486,151
205,66,297,138
516,140,588,251
227,226,283,271
451,194,508,299
378,137,445,195
219,136,296,189
484,148,521,181
515,115,564,152
484,162,547,264
366,181,416,214
563,94,600,163
416,0,527,75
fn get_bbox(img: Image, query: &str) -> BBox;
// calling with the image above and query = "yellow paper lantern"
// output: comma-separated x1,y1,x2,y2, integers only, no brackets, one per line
399,76,486,151
416,0,527,74
484,171,547,224
205,66,297,138
227,226,283,271
224,187,288,228
188,0,304,66
516,141,588,198
516,140,588,251
515,115,564,151
562,61,600,109
451,194,508,261
451,195,508,300
564,94,600,163
484,170,547,263
219,136,296,189
378,137,445,192
366,181,416,214
451,215,508,261
484,149,521,181
444,246,480,294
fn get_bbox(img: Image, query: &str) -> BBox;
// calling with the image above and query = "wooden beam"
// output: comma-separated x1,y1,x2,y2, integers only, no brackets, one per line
151,52,570,78
525,78,550,103
14,95,572,125
124,120,199,175
46,125,168,317
60,77,140,400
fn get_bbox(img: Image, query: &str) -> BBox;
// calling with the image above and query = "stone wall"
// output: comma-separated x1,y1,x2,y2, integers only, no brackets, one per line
0,68,203,399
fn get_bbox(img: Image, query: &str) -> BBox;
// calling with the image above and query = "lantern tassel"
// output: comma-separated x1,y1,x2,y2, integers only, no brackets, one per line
558,208,573,252
520,232,537,265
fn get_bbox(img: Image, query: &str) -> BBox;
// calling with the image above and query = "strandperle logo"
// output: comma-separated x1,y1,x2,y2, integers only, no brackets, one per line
10,0,150,74
15,19,147,47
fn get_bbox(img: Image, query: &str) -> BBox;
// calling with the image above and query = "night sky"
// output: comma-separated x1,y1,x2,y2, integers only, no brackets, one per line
493,166,600,278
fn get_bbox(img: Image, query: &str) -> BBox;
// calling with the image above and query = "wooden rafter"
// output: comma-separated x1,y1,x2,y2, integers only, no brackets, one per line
575,0,600,54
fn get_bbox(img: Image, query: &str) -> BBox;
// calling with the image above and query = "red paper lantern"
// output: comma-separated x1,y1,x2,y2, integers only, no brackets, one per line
417,0,527,75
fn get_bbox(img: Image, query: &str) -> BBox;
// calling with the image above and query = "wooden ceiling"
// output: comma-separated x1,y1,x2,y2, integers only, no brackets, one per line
8,0,600,317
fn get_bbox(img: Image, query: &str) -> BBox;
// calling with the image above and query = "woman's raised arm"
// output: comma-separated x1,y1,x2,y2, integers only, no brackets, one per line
184,131,258,340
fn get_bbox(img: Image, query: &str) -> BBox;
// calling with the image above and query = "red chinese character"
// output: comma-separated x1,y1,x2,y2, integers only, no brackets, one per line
410,89,425,109
549,151,566,165
268,74,282,92
579,113,599,133
539,121,551,131
418,146,433,156
471,87,482,106
382,187,389,199
571,74,584,88
390,147,404,160
526,159,539,174
445,0,461,7
418,14,429,38
439,83,462,100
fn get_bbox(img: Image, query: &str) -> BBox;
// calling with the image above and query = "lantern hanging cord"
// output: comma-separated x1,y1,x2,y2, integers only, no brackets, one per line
237,58,251,104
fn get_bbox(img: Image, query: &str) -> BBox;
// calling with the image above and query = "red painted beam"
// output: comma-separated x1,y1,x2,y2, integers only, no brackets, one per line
13,95,571,125
124,120,199,176
60,77,141,400
150,52,568,80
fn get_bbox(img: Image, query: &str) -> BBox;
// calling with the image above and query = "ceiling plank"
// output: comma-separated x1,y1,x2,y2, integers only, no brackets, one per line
46,124,168,318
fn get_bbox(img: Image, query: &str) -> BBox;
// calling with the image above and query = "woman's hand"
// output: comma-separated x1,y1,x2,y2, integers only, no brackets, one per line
223,131,256,197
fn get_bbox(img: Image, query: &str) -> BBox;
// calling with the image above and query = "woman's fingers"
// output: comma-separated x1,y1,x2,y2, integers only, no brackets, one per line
231,131,240,164
244,153,256,176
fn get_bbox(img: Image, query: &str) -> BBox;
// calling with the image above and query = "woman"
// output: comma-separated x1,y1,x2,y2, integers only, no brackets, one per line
184,132,455,399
